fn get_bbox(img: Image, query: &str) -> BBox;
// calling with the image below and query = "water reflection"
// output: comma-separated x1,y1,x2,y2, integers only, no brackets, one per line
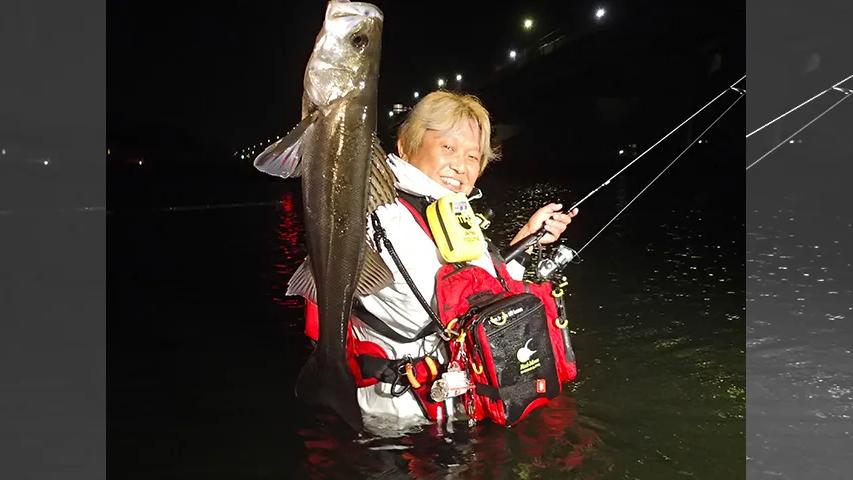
273,190,305,309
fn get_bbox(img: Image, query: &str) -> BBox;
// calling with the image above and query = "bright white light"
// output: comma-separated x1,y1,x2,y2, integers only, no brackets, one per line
43,160,49,166
437,78,445,87
241,154,245,159
618,149,624,155
698,140,703,144
509,50,517,60
789,139,795,144
523,18,534,30
455,74,462,82
138,160,144,166
413,91,420,99
595,7,606,19
1,148,5,155
388,111,394,117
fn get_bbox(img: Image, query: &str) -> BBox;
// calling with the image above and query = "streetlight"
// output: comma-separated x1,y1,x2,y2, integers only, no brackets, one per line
523,18,534,30
388,110,394,117
508,49,517,60
413,91,420,99
437,78,446,87
594,7,606,20
455,73,462,82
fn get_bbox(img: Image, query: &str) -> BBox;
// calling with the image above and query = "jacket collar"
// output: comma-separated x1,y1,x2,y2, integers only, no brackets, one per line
386,153,484,202
387,153,453,201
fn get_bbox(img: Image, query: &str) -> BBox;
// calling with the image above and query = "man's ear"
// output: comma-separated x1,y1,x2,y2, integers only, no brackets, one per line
396,139,407,160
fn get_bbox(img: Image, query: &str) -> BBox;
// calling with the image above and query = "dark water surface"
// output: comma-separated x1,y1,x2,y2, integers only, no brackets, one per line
110,173,744,478
746,116,853,479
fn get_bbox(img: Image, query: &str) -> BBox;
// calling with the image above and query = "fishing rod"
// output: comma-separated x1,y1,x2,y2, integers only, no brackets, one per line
746,83,852,171
745,73,853,139
504,74,746,262
577,90,745,256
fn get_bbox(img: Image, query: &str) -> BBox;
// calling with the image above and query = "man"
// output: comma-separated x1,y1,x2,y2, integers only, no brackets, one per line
354,90,578,426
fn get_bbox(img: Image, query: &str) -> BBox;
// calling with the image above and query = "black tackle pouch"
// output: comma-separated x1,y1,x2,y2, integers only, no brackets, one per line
469,293,560,425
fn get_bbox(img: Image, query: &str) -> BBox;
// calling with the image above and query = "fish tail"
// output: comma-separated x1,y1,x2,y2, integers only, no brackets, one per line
295,351,364,431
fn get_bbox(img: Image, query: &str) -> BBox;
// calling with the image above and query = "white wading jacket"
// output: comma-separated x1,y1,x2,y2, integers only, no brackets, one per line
354,154,525,426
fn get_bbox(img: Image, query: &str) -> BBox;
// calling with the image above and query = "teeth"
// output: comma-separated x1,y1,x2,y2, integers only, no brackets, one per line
441,177,461,187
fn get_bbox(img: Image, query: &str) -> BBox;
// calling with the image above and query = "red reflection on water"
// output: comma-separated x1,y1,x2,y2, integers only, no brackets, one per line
273,190,306,309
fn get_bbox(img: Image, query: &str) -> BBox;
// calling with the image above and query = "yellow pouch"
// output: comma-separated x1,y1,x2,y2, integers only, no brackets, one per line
426,193,485,263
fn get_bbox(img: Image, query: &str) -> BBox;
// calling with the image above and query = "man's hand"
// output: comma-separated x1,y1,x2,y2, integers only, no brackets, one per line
510,203,579,247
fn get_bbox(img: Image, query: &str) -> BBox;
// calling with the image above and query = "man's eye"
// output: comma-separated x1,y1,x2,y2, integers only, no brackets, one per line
442,144,454,151
468,155,479,161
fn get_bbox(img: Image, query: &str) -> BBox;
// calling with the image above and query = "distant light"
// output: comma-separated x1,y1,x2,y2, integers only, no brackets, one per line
437,78,445,87
618,149,624,155
509,50,517,60
523,18,534,30
1,148,5,155
43,160,49,166
455,73,462,82
789,139,795,144
413,91,420,99
277,135,280,139
107,148,111,155
241,154,245,159
595,7,606,20
388,110,394,117
138,160,144,166
698,140,703,144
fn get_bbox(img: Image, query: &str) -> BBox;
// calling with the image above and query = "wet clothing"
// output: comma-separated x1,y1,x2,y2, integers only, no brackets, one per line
353,154,525,425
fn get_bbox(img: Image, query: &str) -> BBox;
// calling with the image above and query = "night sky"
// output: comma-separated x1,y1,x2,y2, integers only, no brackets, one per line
108,1,744,164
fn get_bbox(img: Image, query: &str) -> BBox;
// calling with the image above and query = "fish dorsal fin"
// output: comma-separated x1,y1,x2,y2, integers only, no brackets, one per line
366,138,398,214
254,110,320,178
286,244,394,301
356,245,394,296
286,256,317,301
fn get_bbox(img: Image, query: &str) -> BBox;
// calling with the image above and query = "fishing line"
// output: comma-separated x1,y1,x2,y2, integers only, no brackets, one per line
503,75,746,262
576,91,745,255
745,92,851,171
745,73,853,139
565,75,746,214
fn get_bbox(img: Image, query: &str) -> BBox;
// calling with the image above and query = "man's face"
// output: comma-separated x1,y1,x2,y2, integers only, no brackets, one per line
400,119,482,195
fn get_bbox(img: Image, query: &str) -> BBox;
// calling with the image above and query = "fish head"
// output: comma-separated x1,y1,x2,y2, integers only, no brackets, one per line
305,1,383,109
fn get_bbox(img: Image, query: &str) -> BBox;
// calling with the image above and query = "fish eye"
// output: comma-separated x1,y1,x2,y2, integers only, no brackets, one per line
351,34,368,49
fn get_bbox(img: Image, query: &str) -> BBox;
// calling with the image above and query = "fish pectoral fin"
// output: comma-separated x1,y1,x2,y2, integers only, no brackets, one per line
356,244,394,297
366,137,398,214
286,257,317,301
253,111,319,178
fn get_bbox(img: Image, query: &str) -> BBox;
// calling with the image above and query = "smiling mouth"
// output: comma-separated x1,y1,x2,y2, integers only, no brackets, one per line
440,176,461,189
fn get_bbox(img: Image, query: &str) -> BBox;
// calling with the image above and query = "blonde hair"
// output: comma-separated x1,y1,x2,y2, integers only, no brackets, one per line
397,91,499,174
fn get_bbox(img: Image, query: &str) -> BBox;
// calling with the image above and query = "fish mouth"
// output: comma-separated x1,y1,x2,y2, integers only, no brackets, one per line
331,1,384,22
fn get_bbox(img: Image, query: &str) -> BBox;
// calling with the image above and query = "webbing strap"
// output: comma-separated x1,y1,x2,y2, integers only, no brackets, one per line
370,212,448,338
475,382,501,400
357,355,402,384
353,301,439,344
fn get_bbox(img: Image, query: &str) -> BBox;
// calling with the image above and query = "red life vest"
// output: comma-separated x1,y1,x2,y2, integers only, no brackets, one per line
300,196,577,426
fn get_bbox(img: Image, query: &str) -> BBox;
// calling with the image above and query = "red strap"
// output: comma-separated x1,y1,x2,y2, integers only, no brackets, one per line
398,197,433,240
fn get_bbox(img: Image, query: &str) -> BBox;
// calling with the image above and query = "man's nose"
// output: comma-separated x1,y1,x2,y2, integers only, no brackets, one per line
448,152,465,173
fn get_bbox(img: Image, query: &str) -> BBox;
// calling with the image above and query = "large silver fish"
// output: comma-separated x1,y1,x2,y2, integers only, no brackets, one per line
254,0,396,431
